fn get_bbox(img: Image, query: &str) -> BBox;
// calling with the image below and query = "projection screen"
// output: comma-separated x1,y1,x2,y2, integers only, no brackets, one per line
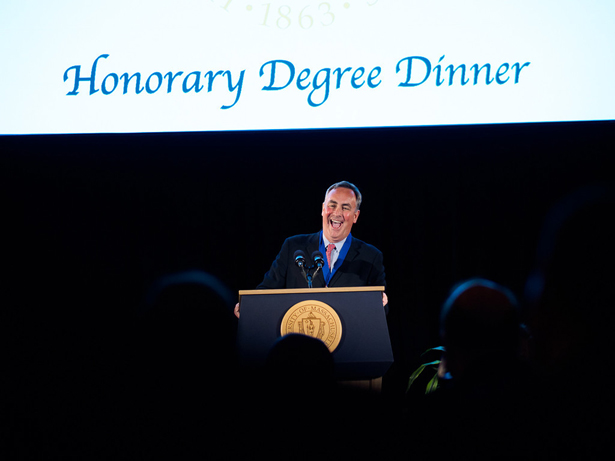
1,0,614,135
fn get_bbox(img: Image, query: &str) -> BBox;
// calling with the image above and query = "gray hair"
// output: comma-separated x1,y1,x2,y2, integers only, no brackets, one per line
324,181,362,210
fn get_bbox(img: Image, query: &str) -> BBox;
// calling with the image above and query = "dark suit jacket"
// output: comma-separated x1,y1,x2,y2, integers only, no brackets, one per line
257,232,386,290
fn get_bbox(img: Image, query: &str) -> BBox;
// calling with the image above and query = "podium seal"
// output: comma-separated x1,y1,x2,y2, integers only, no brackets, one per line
280,300,343,352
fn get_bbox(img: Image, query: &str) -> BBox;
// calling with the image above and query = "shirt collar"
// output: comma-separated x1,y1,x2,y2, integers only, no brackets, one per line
322,234,347,251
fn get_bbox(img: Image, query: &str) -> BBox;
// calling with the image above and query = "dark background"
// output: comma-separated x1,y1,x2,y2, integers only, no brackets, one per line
2,120,614,399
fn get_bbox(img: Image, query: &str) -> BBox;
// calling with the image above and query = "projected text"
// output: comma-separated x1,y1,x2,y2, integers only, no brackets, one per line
63,54,531,110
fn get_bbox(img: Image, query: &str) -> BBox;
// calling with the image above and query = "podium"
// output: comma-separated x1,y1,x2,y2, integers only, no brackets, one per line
236,287,393,385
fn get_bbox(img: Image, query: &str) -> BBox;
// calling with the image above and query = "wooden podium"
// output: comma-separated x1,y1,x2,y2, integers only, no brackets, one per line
237,287,393,389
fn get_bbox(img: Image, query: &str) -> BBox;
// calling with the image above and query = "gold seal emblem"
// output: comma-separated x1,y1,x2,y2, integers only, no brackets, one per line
280,300,343,352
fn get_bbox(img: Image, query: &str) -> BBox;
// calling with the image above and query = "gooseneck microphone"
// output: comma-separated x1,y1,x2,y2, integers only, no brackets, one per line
312,251,324,268
293,250,325,288
294,250,306,268
311,251,324,280
294,250,309,285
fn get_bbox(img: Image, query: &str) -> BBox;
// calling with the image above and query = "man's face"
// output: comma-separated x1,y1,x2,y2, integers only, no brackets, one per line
321,187,360,243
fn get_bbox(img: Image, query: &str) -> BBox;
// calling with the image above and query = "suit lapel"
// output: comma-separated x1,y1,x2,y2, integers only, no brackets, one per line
307,232,320,257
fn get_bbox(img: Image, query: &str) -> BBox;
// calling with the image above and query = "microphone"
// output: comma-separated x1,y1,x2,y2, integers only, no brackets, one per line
294,250,306,268
294,250,308,285
311,251,324,283
312,251,324,269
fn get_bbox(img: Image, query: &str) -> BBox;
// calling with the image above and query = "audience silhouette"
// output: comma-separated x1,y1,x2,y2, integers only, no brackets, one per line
125,270,239,457
407,278,533,459
523,184,615,457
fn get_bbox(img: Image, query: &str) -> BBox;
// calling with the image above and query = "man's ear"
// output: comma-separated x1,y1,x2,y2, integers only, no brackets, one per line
353,209,360,223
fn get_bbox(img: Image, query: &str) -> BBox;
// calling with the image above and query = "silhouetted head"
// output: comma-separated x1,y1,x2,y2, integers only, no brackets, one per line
265,333,335,392
524,183,615,376
440,278,520,380
140,270,237,370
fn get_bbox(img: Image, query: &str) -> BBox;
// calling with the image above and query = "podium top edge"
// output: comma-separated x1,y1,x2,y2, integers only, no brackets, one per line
239,286,385,296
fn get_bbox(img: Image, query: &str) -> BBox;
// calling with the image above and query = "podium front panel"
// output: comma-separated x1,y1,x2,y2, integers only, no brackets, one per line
237,288,393,380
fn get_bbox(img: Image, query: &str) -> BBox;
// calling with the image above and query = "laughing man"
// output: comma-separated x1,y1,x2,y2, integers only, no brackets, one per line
234,181,387,317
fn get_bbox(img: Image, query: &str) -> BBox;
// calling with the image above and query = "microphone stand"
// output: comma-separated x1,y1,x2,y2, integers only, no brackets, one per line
306,252,324,289
295,251,324,289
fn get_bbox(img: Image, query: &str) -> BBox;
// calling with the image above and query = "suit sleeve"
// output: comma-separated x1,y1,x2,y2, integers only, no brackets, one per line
369,248,388,315
256,238,290,289
368,248,386,289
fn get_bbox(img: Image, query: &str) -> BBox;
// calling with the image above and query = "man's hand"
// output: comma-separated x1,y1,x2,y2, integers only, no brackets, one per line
234,302,240,319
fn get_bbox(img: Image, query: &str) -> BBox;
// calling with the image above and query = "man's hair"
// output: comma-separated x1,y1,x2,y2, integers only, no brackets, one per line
324,181,362,210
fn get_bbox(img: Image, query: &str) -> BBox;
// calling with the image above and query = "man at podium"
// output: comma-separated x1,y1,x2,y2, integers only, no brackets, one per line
234,181,387,317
